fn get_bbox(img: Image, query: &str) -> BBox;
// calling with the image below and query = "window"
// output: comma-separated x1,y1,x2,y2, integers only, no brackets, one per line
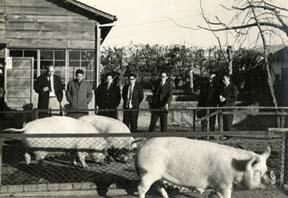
68,50,94,86
9,49,95,88
10,49,38,81
40,50,65,84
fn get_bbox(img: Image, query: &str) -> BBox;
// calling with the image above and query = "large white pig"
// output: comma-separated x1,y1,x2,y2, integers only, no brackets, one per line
2,116,108,168
79,115,134,150
136,137,275,198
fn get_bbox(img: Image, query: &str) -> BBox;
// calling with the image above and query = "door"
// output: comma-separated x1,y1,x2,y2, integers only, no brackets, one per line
5,57,34,110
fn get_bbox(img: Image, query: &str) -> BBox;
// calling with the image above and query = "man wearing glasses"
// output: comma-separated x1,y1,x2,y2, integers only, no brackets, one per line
149,72,173,132
122,74,144,132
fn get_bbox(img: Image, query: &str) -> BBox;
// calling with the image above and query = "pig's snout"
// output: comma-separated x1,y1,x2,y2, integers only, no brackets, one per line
261,170,276,187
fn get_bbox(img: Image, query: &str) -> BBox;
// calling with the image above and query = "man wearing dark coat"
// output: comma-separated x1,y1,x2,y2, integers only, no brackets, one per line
34,65,63,117
95,73,121,119
197,74,220,131
149,72,173,132
122,74,144,132
66,69,93,118
219,74,238,131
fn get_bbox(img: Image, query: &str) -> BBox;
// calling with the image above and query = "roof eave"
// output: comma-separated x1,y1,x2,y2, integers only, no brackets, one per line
63,0,117,23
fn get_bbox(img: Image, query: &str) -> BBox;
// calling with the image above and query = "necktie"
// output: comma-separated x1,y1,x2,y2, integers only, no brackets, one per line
128,85,133,108
48,76,51,91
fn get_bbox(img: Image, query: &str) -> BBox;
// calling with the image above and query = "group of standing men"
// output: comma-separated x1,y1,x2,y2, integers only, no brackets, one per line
35,65,173,133
198,73,238,131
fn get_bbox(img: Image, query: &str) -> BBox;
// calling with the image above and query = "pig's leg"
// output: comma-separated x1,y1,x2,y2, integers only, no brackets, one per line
34,151,47,163
138,173,161,198
157,186,169,198
24,153,31,165
78,152,88,168
216,188,232,198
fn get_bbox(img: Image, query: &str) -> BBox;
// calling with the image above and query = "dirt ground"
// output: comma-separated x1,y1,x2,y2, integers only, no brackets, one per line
7,188,288,198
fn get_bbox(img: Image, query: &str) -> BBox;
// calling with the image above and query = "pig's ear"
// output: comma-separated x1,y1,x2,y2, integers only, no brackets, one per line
246,157,260,171
261,146,271,159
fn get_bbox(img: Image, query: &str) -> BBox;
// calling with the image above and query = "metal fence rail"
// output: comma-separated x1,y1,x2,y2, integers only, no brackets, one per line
1,106,288,132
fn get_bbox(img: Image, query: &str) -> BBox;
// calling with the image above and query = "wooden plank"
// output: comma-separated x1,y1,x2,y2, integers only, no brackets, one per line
6,15,93,23
7,38,68,49
6,88,31,98
6,30,94,41
0,23,6,30
7,22,94,32
0,30,5,38
0,7,5,14
4,0,57,7
6,69,31,76
0,15,5,22
6,38,95,49
4,7,79,16
68,40,95,49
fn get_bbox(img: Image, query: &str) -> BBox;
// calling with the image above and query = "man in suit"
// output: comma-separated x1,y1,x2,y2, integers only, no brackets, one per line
66,69,93,118
122,73,144,132
197,73,219,131
219,74,238,131
149,71,173,132
34,65,63,117
95,73,121,119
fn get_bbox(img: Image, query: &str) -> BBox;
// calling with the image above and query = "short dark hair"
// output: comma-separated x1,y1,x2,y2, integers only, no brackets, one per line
223,74,231,79
75,69,84,75
160,71,168,77
105,72,113,78
129,73,136,78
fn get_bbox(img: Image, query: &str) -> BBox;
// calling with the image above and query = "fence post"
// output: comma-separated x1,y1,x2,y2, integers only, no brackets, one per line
0,139,3,185
219,109,223,133
280,131,287,185
281,109,285,128
277,109,281,128
192,109,196,131
206,109,210,140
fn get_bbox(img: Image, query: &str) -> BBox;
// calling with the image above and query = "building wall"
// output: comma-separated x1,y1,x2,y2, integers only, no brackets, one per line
0,0,97,49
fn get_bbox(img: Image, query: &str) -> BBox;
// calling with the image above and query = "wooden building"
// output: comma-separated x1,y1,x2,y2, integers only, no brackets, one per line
0,0,117,110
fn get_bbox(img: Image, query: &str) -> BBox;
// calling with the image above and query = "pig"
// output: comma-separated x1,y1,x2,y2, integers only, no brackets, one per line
2,116,108,168
79,115,135,150
136,137,275,198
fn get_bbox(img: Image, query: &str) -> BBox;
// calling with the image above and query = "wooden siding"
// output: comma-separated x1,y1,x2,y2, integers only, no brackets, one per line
0,0,99,49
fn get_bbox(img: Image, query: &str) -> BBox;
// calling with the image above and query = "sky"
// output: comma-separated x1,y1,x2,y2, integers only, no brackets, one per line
79,0,288,48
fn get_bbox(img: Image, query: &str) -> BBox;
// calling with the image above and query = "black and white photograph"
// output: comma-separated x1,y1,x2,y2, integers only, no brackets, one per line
0,0,287,197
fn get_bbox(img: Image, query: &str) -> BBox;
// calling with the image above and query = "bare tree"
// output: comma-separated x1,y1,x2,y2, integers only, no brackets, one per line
199,0,288,107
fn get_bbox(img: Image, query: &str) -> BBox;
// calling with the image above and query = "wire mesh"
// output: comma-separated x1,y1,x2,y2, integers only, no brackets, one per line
0,107,287,196
0,131,284,195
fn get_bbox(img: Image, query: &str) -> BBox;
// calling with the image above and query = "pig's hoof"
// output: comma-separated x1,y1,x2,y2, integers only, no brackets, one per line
24,153,31,165
82,164,89,169
208,192,219,198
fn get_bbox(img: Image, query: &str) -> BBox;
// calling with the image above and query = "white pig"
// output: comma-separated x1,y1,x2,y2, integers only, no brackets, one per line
2,116,108,168
79,115,134,150
136,137,275,198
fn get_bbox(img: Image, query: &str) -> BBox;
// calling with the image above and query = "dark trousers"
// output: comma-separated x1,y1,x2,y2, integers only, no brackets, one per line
67,112,88,119
149,110,168,132
123,109,139,132
200,109,216,131
98,109,117,119
223,114,233,131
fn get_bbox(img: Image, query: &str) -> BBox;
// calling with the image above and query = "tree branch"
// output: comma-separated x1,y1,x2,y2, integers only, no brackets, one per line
198,21,287,34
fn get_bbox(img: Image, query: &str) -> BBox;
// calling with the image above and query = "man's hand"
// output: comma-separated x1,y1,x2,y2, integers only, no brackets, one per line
219,95,226,102
43,87,49,92
164,104,169,110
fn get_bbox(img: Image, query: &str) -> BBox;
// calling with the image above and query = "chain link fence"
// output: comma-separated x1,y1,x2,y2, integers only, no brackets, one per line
0,131,286,195
0,107,287,196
